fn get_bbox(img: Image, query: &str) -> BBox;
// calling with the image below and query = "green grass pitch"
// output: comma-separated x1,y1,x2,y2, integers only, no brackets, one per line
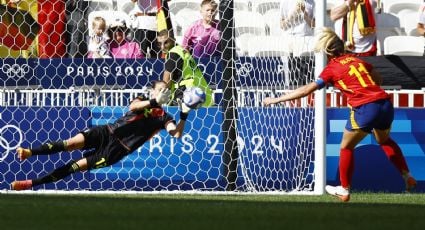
1,193,425,230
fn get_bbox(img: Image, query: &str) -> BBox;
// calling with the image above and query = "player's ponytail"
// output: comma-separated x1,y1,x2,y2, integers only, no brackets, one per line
314,27,345,57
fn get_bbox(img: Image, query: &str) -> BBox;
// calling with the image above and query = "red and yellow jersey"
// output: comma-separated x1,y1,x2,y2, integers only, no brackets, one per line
320,55,389,107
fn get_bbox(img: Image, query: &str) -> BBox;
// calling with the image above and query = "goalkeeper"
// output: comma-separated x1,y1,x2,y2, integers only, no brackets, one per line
157,29,213,107
263,28,416,202
11,81,192,191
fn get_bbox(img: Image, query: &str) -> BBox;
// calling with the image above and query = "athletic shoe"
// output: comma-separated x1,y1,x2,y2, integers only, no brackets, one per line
405,176,417,192
17,147,32,161
11,180,33,191
325,185,350,202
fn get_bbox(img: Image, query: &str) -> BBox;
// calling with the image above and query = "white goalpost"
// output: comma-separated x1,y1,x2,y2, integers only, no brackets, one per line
0,0,326,194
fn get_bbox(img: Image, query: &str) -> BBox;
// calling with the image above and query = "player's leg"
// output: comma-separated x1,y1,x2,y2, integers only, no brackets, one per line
11,158,88,190
373,99,416,192
339,128,369,187
326,103,376,201
16,133,85,161
326,128,368,202
374,129,416,192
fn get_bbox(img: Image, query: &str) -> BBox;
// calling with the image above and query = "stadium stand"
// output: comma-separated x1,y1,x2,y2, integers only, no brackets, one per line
246,35,291,57
250,0,280,15
291,35,315,57
263,9,281,36
375,12,403,55
235,11,267,37
116,0,134,14
168,0,200,15
399,10,421,36
382,0,422,15
173,8,199,36
87,0,114,11
383,35,425,56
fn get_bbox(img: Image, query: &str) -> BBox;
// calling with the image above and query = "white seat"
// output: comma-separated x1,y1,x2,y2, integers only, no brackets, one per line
168,0,200,15
235,11,267,37
87,10,131,36
236,33,254,56
383,36,425,56
374,13,402,54
246,36,291,57
175,35,184,45
326,0,338,11
376,12,400,28
377,27,403,55
250,0,280,15
116,0,135,14
87,0,113,11
174,8,200,36
382,0,422,14
234,0,250,11
263,9,282,35
291,36,315,56
399,10,421,37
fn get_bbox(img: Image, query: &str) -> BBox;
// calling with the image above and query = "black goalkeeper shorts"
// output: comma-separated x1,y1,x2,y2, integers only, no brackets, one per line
80,125,129,170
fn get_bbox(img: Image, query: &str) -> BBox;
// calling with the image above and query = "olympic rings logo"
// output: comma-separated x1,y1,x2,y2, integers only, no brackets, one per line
0,125,23,162
235,61,254,77
1,64,30,79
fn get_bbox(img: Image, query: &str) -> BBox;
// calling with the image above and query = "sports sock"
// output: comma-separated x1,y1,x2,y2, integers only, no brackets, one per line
30,141,67,155
380,138,409,174
339,148,354,189
32,161,80,186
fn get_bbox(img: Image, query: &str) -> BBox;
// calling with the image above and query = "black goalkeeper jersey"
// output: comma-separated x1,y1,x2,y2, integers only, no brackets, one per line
107,95,175,152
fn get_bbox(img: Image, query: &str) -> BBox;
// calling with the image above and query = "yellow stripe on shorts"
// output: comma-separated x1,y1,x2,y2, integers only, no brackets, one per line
350,109,360,129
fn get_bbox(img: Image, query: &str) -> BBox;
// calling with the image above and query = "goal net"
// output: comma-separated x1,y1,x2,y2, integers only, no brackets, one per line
0,0,325,193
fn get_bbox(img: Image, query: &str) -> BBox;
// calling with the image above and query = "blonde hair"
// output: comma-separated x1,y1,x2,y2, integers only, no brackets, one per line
314,27,345,57
201,0,218,9
92,16,106,31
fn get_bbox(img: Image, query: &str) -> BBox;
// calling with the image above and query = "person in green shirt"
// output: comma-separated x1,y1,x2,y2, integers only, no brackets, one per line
157,29,213,106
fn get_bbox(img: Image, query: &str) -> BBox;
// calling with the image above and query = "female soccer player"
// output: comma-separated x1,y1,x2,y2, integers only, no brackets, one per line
263,27,416,202
11,81,191,190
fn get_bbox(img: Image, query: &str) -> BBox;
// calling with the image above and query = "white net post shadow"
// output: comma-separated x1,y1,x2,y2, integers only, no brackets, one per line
0,0,326,194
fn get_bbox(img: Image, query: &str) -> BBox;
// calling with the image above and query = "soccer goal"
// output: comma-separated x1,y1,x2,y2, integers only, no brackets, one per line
0,0,326,194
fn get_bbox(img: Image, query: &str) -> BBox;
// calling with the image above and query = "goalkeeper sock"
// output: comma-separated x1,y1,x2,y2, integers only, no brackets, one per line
339,148,354,189
380,138,409,174
30,141,67,155
32,161,80,186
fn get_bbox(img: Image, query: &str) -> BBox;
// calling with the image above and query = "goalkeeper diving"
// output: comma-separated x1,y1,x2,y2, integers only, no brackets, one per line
11,80,192,190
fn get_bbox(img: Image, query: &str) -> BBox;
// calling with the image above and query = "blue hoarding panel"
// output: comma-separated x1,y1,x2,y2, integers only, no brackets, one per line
2,57,287,89
327,109,425,192
1,107,424,192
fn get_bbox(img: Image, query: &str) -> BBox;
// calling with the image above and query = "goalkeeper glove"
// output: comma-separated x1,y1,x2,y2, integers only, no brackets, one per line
155,88,171,105
177,99,191,120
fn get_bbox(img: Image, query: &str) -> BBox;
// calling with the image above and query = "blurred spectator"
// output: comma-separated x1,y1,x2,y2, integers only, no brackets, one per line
417,2,425,37
65,0,89,57
330,0,377,56
280,0,315,36
157,29,213,106
107,18,143,59
181,0,221,58
129,0,160,58
279,0,315,86
88,16,111,58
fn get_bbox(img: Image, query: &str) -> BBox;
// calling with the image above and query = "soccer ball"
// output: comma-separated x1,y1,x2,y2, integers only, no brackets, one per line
183,87,206,109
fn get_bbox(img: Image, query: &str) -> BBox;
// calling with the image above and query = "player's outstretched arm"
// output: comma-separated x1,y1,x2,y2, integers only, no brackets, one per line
167,100,191,138
129,88,171,111
263,81,319,106
167,119,186,138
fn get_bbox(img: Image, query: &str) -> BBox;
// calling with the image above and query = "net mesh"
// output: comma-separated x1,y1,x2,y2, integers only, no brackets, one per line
0,0,319,192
